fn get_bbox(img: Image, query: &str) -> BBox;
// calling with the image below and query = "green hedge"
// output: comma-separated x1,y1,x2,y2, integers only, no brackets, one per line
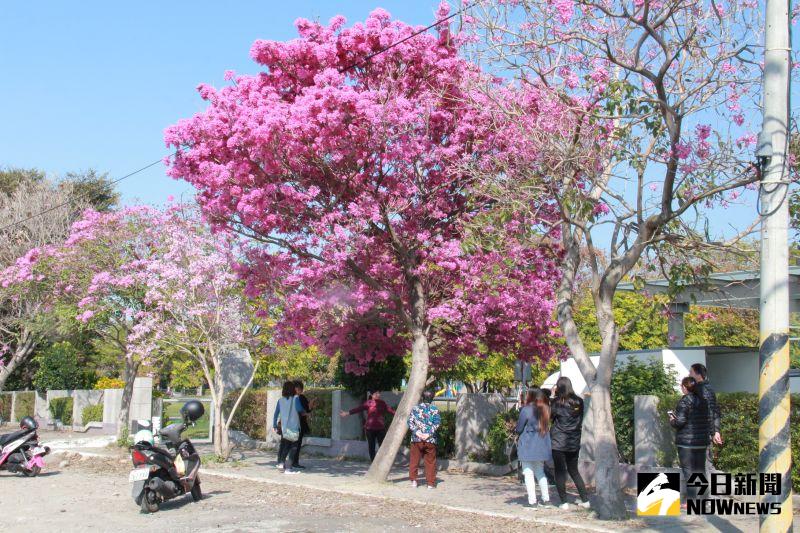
0,394,11,422
401,408,457,459
81,403,104,425
656,392,800,492
305,388,334,438
14,391,35,420
223,388,267,441
486,409,519,465
49,397,74,426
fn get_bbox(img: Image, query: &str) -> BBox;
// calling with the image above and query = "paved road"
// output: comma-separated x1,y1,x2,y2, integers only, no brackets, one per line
0,452,571,532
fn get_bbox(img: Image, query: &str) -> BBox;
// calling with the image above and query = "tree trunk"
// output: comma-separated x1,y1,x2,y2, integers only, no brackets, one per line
366,326,430,481
212,393,229,459
0,332,36,393
588,376,627,519
116,355,139,441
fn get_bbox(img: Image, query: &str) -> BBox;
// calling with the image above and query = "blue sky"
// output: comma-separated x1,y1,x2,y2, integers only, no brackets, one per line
0,1,441,206
0,2,793,247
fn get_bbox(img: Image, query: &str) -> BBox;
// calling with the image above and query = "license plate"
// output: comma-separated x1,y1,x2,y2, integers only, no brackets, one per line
129,468,150,482
32,447,46,455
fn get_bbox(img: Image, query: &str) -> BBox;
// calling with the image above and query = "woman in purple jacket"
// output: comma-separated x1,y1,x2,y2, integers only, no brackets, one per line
340,391,396,461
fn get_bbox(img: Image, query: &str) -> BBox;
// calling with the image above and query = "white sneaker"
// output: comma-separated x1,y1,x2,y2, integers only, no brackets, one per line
284,470,300,475
578,500,591,509
410,480,418,488
427,485,435,490
558,503,570,510
276,464,284,470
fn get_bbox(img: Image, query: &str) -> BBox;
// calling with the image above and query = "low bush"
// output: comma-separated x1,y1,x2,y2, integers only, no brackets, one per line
49,397,74,426
305,388,334,438
223,388,267,441
81,403,104,425
94,377,125,390
0,394,11,422
611,359,677,463
400,407,456,459
656,392,800,492
13,391,35,420
485,408,519,465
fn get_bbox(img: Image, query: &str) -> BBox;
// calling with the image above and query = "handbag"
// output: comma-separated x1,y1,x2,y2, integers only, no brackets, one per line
281,397,300,442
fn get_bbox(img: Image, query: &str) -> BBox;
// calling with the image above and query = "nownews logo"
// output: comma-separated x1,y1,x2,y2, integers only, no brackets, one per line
637,472,783,516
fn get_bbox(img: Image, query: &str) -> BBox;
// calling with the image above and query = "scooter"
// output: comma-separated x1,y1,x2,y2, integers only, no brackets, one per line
129,400,204,513
0,416,50,477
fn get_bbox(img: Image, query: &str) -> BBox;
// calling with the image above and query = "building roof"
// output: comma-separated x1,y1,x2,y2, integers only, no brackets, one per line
618,266,800,311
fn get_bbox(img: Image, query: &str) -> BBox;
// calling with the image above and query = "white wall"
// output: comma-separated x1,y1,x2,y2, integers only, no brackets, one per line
662,348,706,391
790,375,800,394
706,351,758,393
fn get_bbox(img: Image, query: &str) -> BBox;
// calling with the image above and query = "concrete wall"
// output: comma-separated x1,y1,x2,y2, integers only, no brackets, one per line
454,393,506,460
265,388,281,446
707,351,758,393
72,389,104,426
129,377,153,424
220,348,254,392
792,374,800,394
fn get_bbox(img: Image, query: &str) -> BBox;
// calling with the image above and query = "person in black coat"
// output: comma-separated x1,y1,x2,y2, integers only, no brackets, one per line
669,376,710,501
550,377,590,509
690,363,723,472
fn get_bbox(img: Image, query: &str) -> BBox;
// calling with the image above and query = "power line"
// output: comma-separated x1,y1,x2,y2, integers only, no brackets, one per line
0,155,170,233
339,3,473,73
0,4,473,234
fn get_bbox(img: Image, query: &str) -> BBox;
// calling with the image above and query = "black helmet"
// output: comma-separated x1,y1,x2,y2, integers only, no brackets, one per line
180,400,204,422
19,416,37,430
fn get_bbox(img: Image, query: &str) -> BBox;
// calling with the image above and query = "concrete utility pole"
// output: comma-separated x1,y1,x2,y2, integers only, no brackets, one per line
756,0,793,528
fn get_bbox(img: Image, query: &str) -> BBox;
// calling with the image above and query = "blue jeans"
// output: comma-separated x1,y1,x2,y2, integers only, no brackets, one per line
520,460,550,504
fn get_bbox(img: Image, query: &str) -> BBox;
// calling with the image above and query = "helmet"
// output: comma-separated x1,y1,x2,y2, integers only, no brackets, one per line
19,416,38,430
134,429,154,445
180,400,205,422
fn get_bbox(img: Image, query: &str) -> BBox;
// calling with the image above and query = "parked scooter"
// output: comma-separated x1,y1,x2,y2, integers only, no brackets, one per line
129,400,204,513
0,416,50,476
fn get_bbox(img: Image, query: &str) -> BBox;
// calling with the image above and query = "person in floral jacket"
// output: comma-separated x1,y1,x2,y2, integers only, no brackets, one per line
407,390,441,489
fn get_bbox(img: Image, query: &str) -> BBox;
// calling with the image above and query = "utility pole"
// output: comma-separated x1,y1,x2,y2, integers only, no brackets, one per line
756,0,793,527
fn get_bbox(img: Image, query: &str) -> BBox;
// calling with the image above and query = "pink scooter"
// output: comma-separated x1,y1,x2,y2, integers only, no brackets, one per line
0,416,49,476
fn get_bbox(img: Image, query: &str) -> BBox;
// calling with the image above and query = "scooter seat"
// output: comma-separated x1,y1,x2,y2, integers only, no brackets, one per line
0,429,30,447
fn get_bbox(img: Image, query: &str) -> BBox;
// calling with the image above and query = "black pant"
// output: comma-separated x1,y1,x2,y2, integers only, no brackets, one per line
278,437,300,469
552,449,589,503
291,428,306,466
366,429,386,461
678,446,707,500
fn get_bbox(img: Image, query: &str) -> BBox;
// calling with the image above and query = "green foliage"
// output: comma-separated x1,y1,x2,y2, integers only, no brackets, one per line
0,166,45,196
655,393,800,492
685,308,758,348
575,291,759,351
305,388,334,438
61,169,119,212
484,409,519,465
0,394,11,421
576,292,667,352
437,410,456,459
33,341,96,391
254,344,337,387
223,388,267,441
94,377,125,390
335,356,406,399
49,397,74,425
611,359,677,463
13,391,35,420
81,403,104,425
167,356,205,391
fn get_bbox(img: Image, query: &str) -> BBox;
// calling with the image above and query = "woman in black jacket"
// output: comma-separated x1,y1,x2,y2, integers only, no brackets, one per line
550,377,590,509
669,376,710,501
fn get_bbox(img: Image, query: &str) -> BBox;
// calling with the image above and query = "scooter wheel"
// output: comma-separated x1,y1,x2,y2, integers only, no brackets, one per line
22,466,41,477
140,490,159,513
191,481,202,502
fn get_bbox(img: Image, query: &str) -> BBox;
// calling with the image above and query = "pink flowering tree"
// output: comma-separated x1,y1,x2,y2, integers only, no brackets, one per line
166,7,562,480
470,0,764,518
131,207,266,459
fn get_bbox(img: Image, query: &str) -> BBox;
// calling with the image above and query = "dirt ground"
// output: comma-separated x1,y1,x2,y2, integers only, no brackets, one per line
0,450,574,533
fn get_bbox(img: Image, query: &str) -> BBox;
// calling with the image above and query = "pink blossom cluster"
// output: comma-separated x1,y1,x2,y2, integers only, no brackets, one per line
165,9,565,372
